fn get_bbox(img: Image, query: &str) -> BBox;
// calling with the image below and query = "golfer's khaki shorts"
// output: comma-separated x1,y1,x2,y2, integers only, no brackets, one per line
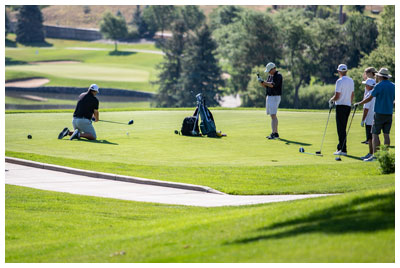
266,95,281,115
72,117,97,139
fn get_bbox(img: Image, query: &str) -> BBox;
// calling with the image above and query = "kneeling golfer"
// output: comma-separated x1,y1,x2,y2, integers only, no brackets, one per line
58,84,100,140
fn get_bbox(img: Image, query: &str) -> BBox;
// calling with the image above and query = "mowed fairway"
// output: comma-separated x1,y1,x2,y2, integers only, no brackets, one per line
5,35,162,92
5,109,395,194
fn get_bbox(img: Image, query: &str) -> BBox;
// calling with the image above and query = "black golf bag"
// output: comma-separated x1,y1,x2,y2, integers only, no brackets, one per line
180,93,217,137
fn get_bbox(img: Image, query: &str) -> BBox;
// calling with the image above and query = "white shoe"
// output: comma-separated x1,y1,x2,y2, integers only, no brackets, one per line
363,155,376,162
360,153,372,160
333,150,347,156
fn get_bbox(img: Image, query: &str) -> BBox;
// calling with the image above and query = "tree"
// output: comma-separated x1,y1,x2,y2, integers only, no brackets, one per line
155,20,187,107
274,9,316,108
16,5,45,44
311,17,349,83
377,5,395,47
344,14,378,68
178,5,205,32
5,10,10,37
179,25,224,107
209,5,244,31
99,12,128,51
142,5,177,39
213,10,281,94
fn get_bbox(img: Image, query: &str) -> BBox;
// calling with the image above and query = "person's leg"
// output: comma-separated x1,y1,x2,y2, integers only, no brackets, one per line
372,134,380,154
366,125,373,154
80,133,96,140
336,106,350,152
271,114,278,134
382,114,392,147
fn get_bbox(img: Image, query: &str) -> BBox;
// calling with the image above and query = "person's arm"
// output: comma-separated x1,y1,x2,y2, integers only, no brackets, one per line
361,108,368,121
330,92,340,102
355,94,373,106
93,109,99,122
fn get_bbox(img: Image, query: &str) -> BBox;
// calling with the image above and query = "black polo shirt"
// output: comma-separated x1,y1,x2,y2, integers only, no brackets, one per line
73,91,99,120
266,70,283,96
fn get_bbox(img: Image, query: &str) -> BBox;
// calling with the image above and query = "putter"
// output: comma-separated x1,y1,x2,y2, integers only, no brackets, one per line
315,105,334,155
336,105,358,161
299,147,323,157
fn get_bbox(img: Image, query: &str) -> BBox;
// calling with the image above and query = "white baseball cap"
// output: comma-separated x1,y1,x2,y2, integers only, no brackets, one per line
337,64,347,72
89,84,99,93
264,62,276,73
362,78,376,87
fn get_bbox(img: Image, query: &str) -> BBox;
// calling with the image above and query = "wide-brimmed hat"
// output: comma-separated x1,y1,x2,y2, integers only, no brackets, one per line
362,78,376,87
375,68,392,78
89,84,99,93
337,64,347,72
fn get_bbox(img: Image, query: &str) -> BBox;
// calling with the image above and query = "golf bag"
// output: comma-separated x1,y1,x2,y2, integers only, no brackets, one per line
181,116,200,136
180,93,217,137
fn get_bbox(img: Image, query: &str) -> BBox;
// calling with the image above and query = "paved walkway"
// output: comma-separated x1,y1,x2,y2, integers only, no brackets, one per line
5,161,333,207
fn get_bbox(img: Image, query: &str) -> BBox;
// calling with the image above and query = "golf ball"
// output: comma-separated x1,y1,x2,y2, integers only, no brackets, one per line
126,132,129,136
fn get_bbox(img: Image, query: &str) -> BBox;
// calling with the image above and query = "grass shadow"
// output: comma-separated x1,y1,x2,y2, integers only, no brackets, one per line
229,191,394,245
277,138,311,146
19,40,54,47
78,139,119,145
342,154,365,161
5,57,28,66
108,50,136,56
5,38,17,47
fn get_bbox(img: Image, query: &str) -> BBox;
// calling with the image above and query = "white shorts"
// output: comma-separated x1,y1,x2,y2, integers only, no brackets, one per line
266,95,281,115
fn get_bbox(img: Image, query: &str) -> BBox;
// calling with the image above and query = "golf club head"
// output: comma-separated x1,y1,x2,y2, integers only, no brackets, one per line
299,147,305,153
335,157,342,161
128,120,134,125
315,151,321,155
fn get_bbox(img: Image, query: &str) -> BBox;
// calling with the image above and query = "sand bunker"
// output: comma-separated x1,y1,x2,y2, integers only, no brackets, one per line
5,78,50,88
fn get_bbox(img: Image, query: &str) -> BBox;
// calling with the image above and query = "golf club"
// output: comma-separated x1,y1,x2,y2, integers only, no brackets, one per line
299,147,323,156
315,104,334,155
336,104,358,161
93,118,134,125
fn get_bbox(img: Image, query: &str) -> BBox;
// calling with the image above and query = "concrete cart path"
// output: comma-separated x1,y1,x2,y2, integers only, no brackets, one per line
5,162,333,207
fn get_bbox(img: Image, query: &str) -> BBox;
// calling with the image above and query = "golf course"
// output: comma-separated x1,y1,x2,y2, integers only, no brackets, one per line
5,5,395,263
5,109,395,262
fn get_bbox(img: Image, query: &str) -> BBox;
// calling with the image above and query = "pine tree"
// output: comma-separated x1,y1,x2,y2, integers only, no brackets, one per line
5,10,10,37
179,25,224,107
16,5,45,44
155,20,187,107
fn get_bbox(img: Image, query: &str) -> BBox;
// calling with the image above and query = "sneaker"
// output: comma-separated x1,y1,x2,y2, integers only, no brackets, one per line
363,155,376,162
267,133,279,140
70,129,80,140
360,153,372,160
58,127,69,139
361,140,369,144
333,150,347,156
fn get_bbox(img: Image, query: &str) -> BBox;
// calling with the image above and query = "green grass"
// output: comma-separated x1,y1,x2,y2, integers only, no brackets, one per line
5,110,395,194
5,184,394,262
5,96,151,109
5,34,162,92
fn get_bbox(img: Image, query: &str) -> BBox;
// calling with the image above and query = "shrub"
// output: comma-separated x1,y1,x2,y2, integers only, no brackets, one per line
375,146,395,174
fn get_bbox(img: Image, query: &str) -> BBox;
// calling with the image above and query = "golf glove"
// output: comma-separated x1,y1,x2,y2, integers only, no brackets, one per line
361,120,365,127
257,77,264,83
328,100,334,109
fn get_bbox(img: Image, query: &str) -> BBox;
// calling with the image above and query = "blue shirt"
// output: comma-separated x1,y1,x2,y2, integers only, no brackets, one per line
371,80,395,114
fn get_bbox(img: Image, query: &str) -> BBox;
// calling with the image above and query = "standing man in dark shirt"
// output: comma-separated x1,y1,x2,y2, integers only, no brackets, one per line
258,62,283,139
58,84,100,140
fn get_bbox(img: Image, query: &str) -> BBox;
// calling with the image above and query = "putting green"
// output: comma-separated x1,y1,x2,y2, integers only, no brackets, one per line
5,109,395,194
